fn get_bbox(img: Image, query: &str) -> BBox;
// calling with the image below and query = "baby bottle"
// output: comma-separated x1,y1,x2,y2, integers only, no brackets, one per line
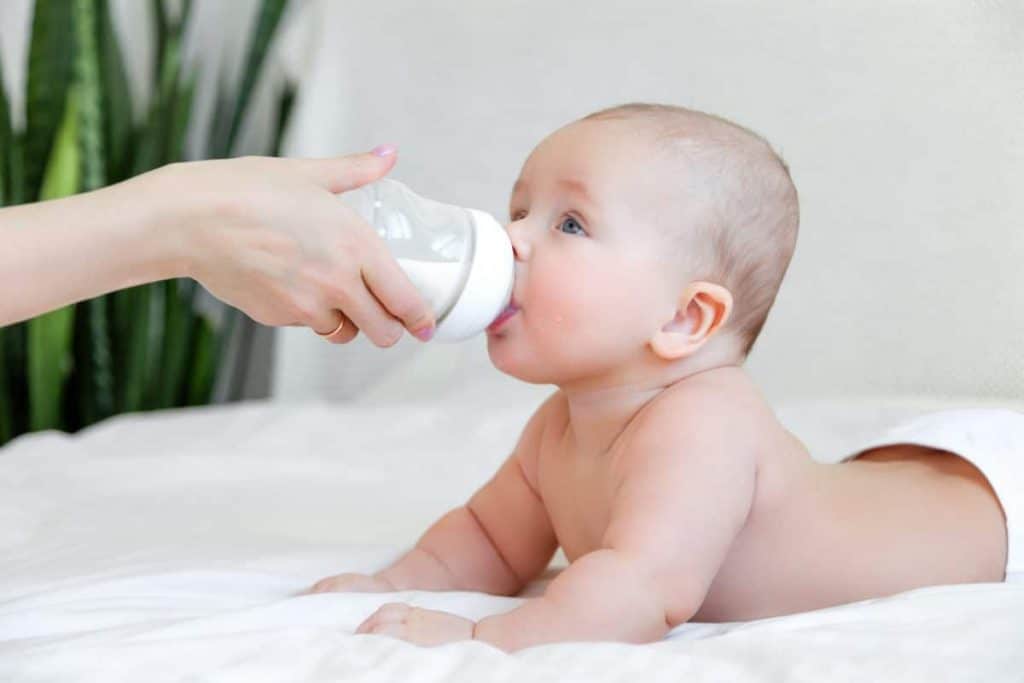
340,178,514,341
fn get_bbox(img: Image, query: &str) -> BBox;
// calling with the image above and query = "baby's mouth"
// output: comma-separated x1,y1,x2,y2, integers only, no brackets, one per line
487,299,521,333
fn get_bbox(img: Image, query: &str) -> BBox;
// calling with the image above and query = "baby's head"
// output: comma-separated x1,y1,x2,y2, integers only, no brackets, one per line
487,103,799,388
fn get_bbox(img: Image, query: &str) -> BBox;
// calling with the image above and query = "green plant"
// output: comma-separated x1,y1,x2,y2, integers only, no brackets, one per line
0,0,295,446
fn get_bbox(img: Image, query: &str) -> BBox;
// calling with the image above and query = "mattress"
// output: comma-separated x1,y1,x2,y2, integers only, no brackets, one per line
2,377,1022,681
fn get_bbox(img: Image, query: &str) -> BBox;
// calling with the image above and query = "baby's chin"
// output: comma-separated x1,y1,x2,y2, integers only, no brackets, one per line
486,333,560,385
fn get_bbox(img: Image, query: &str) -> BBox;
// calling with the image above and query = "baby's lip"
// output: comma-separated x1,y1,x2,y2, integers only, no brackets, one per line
501,297,521,317
487,299,521,333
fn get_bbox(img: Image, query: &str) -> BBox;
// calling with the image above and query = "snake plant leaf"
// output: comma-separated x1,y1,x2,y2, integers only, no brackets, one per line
96,0,134,183
207,79,233,158
98,0,144,414
0,327,10,445
168,69,197,162
6,133,26,206
219,0,289,157
0,66,14,439
110,284,151,413
271,84,296,157
0,57,9,442
0,48,10,207
70,0,115,426
28,87,81,431
3,319,29,438
133,25,183,174
29,307,76,431
74,0,105,192
151,0,169,84
155,279,198,408
185,314,217,406
0,49,24,207
141,280,166,410
24,0,75,202
180,0,194,33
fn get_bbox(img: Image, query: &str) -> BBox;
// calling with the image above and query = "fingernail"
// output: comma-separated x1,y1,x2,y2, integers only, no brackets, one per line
413,325,435,342
371,144,397,158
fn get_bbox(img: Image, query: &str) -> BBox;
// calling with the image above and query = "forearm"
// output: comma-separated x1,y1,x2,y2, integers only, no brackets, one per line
377,505,523,595
0,170,189,325
473,549,672,651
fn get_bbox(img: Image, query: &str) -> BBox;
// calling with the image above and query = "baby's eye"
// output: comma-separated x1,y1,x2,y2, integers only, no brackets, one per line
510,210,527,222
557,215,587,236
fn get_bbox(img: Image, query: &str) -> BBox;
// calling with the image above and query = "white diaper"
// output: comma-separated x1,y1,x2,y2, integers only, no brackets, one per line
841,408,1024,584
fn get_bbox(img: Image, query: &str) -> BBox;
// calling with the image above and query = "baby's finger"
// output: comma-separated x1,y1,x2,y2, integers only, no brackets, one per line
355,603,408,634
356,612,388,635
374,602,413,620
370,622,408,639
306,576,343,594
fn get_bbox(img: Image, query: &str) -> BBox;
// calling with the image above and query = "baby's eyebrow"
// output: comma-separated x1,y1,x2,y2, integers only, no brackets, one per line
509,177,597,211
557,178,594,205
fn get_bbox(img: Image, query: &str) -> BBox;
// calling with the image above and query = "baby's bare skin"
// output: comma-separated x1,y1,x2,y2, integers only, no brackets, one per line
633,370,1006,623
310,367,1006,649
307,109,1008,650
521,367,1006,627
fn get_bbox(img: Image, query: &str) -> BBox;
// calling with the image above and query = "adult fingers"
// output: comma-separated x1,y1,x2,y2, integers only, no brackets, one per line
361,240,435,340
314,310,359,344
295,145,399,194
330,277,404,348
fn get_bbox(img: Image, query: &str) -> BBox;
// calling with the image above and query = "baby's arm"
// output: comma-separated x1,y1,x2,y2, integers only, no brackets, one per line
473,399,757,650
309,395,559,596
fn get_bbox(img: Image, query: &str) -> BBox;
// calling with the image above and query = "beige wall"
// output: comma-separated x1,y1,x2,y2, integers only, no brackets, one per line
4,2,1021,404
273,0,1024,404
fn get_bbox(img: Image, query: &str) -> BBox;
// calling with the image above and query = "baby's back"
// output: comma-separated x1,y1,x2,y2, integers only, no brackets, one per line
536,370,1007,623
692,399,1007,621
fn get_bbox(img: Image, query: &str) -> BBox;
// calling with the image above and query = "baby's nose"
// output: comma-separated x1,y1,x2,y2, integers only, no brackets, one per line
507,222,531,261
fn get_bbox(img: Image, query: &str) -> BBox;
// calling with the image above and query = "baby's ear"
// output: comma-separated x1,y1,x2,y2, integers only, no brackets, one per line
649,282,733,361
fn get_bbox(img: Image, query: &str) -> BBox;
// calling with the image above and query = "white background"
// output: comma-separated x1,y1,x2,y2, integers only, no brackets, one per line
3,1,1022,405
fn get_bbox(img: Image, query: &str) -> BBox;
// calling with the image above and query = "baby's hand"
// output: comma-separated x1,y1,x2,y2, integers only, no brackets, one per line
305,572,394,594
357,603,475,646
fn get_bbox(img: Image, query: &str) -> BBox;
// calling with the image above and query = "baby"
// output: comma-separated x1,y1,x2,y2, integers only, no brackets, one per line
306,103,1017,651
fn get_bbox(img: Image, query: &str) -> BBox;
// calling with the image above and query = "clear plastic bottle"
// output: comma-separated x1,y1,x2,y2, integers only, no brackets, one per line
340,178,514,341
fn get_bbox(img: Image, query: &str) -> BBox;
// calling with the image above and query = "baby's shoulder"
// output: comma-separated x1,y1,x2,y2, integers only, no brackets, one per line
512,390,569,486
522,389,569,439
628,370,770,455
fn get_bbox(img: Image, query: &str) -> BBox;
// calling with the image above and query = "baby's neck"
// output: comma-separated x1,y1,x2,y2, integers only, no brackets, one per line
559,344,744,457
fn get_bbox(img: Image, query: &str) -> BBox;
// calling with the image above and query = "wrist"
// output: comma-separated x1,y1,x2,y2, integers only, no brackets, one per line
372,570,399,590
123,163,201,282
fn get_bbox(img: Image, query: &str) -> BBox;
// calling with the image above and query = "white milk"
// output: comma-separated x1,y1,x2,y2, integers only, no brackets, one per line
396,258,466,319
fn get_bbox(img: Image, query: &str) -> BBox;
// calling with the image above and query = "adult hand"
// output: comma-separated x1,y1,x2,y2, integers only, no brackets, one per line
158,145,435,345
0,146,435,344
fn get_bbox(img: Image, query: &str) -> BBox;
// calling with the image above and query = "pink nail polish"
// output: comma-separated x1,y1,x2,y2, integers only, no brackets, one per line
414,325,435,342
372,144,397,157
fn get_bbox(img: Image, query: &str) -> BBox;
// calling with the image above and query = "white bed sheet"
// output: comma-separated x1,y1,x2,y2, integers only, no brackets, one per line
2,377,1023,682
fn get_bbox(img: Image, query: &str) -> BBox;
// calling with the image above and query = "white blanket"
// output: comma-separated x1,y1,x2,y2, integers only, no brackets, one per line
2,378,1023,682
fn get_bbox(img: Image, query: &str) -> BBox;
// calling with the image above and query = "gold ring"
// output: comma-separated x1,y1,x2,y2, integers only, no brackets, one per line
317,315,346,339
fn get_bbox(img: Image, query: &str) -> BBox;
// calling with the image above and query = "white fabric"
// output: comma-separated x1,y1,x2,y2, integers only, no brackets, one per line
841,408,1024,580
271,0,1024,405
3,380,1024,681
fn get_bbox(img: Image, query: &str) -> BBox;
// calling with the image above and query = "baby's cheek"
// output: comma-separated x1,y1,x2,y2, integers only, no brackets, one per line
529,283,612,362
528,279,589,337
